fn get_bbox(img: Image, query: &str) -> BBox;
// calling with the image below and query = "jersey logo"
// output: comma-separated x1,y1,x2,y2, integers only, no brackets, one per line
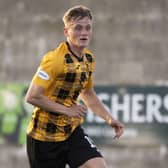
37,70,50,80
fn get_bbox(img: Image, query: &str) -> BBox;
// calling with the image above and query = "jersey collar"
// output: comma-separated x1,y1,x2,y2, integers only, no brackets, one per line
66,41,84,62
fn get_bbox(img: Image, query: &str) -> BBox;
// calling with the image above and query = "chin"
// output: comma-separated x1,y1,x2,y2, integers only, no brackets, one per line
79,42,89,48
79,45,87,48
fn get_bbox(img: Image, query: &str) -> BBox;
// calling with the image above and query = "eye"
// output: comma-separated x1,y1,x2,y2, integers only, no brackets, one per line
74,25,83,31
86,25,91,31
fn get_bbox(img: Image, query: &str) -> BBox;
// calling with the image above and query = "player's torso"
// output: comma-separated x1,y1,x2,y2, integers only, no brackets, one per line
27,42,94,142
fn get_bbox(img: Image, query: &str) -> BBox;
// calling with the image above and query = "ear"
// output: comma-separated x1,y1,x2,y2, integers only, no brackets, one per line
64,27,68,37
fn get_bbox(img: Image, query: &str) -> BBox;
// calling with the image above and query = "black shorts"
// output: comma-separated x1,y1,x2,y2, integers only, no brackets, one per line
27,126,102,168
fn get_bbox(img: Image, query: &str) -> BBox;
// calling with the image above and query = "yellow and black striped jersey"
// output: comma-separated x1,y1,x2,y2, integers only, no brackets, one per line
27,42,95,142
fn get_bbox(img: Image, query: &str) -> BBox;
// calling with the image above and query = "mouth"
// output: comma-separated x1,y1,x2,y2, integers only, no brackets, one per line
80,38,88,42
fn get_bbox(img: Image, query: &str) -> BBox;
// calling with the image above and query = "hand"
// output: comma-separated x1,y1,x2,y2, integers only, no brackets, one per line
67,104,87,118
110,119,124,139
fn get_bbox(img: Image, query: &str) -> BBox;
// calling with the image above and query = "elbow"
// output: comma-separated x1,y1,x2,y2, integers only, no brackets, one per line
25,94,35,105
81,88,95,99
24,84,44,106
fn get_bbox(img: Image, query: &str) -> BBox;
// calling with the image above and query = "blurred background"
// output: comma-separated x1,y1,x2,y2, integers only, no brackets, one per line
0,0,168,167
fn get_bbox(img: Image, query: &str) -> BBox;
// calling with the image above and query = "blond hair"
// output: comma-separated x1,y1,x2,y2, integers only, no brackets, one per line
62,5,92,26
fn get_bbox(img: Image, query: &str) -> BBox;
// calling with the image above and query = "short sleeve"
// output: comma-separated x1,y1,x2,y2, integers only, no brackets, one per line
32,51,58,89
84,75,94,88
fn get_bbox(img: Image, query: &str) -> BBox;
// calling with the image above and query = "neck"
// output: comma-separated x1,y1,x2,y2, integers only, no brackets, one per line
67,41,84,58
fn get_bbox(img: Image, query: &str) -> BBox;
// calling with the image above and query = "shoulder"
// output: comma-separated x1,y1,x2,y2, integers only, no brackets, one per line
42,42,67,63
38,42,67,76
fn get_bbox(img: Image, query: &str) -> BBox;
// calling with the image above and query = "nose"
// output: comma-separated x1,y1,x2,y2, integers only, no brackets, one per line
81,27,89,35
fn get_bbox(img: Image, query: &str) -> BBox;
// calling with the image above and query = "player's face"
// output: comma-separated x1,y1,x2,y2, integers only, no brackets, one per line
64,17,92,49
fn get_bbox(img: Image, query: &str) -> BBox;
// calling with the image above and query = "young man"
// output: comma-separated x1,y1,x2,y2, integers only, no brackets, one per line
25,5,124,168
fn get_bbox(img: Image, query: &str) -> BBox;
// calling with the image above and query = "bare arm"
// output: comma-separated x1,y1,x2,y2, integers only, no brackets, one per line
25,83,87,118
80,87,124,139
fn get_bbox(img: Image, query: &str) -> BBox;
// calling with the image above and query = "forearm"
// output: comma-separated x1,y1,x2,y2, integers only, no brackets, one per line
25,83,87,118
26,94,69,115
80,89,114,124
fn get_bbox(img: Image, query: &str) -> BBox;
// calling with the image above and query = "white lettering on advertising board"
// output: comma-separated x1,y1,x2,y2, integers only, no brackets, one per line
86,93,168,123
